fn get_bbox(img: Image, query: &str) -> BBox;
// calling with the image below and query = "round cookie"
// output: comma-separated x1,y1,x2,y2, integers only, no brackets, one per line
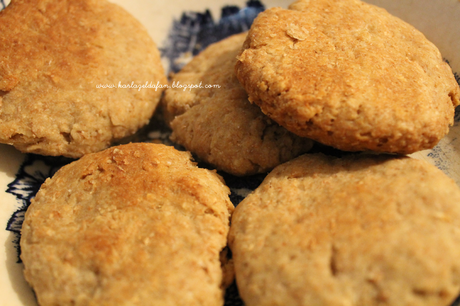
229,153,460,306
20,143,234,306
0,0,167,157
235,0,460,154
162,33,313,176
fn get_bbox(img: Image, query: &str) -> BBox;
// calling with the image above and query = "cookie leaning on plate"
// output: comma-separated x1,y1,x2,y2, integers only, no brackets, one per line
229,153,460,306
0,0,167,157
162,33,313,176
20,143,234,306
235,0,460,154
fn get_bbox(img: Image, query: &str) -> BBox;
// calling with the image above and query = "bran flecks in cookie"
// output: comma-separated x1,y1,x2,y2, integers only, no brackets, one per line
20,143,234,306
0,0,167,158
235,0,460,154
162,33,313,176
229,153,460,306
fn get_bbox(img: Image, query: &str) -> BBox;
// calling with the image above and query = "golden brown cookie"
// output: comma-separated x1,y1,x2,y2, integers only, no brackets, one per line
229,153,460,306
162,33,313,176
20,143,234,306
235,0,460,154
0,0,167,157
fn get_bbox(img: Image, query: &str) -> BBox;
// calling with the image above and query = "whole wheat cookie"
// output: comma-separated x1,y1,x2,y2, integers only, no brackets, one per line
235,0,460,154
20,143,234,306
0,0,167,158
161,33,313,176
229,153,460,306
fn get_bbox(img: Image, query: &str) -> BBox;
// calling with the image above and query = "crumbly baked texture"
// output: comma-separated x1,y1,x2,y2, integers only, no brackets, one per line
229,153,460,306
161,33,313,176
235,0,460,154
0,0,167,157
20,143,234,306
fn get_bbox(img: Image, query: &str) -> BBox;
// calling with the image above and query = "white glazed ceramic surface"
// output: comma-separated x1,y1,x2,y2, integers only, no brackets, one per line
1,0,460,305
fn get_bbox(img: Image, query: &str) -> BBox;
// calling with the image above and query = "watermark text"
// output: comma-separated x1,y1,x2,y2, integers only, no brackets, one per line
96,81,221,91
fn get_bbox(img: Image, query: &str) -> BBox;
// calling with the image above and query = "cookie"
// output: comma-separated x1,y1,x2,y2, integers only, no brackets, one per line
229,153,460,306
0,0,167,158
20,143,234,306
235,0,460,154
162,33,313,176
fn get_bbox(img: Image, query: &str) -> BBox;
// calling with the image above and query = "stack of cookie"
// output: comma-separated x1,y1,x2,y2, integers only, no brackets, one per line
163,0,460,305
6,0,460,305
161,32,314,176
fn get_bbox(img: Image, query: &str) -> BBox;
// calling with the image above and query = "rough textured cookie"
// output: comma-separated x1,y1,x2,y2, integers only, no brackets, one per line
21,143,234,306
0,0,167,157
229,153,460,306
162,33,313,176
235,0,460,154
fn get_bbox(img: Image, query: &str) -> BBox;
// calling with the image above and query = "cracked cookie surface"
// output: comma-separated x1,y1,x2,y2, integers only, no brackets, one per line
235,0,460,154
229,153,460,306
162,33,313,176
0,0,167,157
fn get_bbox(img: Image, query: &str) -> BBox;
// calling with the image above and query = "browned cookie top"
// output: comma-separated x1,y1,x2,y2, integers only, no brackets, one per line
235,0,460,154
21,143,233,306
0,0,167,157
